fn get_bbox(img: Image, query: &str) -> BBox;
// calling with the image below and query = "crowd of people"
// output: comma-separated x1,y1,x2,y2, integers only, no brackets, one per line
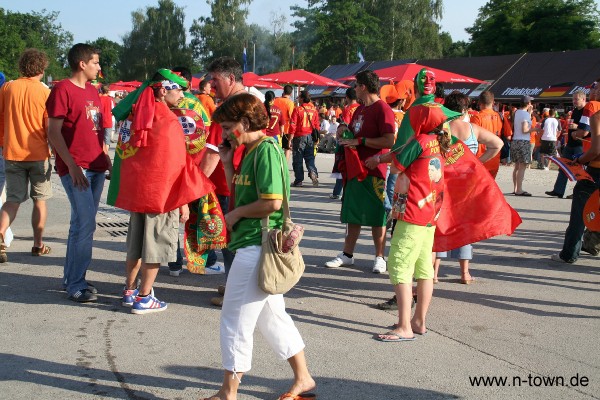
0,44,598,399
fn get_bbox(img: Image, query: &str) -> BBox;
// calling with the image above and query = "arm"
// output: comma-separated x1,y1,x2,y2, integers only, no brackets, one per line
577,112,600,164
340,132,395,150
200,149,220,177
47,118,89,189
473,125,503,163
225,198,282,231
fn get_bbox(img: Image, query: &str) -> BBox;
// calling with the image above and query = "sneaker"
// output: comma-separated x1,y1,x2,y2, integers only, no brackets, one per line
550,254,573,264
324,253,354,268
131,294,167,314
69,289,97,303
122,287,139,307
308,171,319,187
329,194,340,200
169,265,184,277
291,181,303,187
376,295,397,310
205,263,225,275
372,256,387,274
87,283,99,294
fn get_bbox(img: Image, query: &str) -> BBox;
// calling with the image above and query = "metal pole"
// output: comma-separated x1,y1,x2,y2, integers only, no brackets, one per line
253,42,256,73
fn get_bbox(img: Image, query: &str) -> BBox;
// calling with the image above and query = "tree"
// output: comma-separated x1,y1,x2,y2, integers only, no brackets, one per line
87,38,122,83
189,0,251,68
440,32,468,58
0,8,73,80
118,0,193,80
466,0,600,56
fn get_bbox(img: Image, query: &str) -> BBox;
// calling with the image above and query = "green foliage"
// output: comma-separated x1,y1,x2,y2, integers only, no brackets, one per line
466,0,600,56
87,38,122,83
189,0,252,68
0,8,72,80
118,0,193,80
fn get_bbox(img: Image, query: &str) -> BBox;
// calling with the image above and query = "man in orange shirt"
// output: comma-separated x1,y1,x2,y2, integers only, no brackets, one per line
197,79,216,117
0,49,52,263
471,91,503,178
273,85,295,157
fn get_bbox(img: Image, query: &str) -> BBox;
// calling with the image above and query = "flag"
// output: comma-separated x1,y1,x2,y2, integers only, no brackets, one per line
539,82,574,98
584,189,600,231
243,46,247,73
433,138,522,252
357,47,365,63
546,156,594,182
98,70,104,79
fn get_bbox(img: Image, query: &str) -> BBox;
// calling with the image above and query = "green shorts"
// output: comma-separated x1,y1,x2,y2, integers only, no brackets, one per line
341,176,386,227
388,220,435,285
126,210,179,264
5,159,53,203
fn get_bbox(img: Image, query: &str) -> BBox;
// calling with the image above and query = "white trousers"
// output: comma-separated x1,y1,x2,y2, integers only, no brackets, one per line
220,245,305,373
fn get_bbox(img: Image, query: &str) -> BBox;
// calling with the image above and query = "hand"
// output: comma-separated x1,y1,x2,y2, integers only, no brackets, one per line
365,155,380,169
218,142,234,165
179,204,190,223
68,164,89,190
224,209,241,232
339,138,359,147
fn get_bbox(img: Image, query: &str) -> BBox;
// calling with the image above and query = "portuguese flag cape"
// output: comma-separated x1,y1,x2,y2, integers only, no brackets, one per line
433,137,522,251
107,101,214,213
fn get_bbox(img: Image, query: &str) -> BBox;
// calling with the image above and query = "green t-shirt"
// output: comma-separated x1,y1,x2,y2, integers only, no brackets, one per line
229,136,289,251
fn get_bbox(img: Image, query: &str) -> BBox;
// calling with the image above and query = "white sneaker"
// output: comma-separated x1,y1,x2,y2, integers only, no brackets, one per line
372,256,387,274
324,253,354,268
205,263,226,274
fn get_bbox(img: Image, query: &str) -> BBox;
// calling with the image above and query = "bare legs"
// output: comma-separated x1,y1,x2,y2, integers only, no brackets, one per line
512,162,527,194
379,279,433,339
0,199,47,247
343,223,386,258
204,352,315,400
125,259,159,295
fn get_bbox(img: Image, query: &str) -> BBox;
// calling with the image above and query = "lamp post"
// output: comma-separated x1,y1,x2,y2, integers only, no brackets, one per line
252,41,256,73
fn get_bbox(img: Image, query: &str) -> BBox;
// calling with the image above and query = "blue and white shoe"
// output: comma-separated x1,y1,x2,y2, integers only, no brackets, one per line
122,287,139,307
131,293,167,314
205,262,225,275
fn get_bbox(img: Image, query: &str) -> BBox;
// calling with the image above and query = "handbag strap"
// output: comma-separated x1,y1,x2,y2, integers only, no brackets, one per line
253,138,292,231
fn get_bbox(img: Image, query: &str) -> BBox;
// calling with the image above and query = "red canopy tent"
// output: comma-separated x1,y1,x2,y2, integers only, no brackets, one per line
338,63,484,84
259,69,349,87
109,80,142,92
243,72,283,89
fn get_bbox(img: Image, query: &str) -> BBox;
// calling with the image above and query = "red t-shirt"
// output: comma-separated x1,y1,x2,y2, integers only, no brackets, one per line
342,103,360,124
349,100,395,179
266,104,284,137
99,95,115,128
46,80,109,176
290,103,319,136
393,133,445,227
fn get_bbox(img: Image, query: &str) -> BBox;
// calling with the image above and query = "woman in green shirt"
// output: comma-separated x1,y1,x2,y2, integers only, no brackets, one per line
205,93,315,400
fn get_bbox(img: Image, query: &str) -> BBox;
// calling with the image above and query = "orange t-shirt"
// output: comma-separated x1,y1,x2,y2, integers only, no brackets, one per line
197,93,216,117
471,108,503,178
273,96,294,134
0,77,51,161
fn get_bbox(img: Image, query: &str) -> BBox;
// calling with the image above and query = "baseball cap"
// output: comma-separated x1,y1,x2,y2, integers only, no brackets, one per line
521,95,533,103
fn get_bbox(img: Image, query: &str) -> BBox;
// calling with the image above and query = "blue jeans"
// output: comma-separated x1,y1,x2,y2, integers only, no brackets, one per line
559,166,600,262
332,179,344,197
291,135,317,184
385,167,398,214
552,145,582,196
61,170,105,296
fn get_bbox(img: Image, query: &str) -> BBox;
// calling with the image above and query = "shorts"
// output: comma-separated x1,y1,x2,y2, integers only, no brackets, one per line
341,176,386,227
510,140,532,164
437,244,473,260
540,140,556,155
126,210,179,264
387,220,435,285
5,159,53,203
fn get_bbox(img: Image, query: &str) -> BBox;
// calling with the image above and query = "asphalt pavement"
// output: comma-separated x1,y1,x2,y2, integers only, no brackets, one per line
0,152,598,400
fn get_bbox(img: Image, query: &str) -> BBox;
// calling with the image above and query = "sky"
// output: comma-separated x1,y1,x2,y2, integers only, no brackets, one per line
2,0,485,44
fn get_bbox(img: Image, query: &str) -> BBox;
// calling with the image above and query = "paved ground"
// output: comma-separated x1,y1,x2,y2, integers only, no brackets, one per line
0,153,598,400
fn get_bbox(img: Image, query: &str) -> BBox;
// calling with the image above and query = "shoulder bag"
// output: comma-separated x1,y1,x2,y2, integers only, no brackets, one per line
255,139,306,294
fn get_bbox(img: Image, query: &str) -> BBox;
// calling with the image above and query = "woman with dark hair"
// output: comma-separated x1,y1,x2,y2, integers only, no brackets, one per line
206,93,315,400
432,91,502,285
264,90,285,146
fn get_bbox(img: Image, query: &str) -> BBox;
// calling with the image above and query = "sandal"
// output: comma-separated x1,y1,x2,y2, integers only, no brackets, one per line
31,244,51,256
278,392,316,400
514,191,532,197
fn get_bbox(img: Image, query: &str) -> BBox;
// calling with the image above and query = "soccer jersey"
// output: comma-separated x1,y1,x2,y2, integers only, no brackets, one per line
393,133,445,227
266,103,284,137
342,103,360,124
46,80,108,176
579,101,600,132
273,96,294,134
228,136,288,251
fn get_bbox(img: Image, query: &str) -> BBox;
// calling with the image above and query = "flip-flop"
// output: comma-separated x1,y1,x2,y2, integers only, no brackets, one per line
375,331,416,342
413,330,428,335
460,278,475,285
514,191,532,196
278,392,317,400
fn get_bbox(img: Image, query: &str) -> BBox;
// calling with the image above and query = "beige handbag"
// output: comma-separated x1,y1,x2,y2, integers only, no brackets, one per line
255,139,305,294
